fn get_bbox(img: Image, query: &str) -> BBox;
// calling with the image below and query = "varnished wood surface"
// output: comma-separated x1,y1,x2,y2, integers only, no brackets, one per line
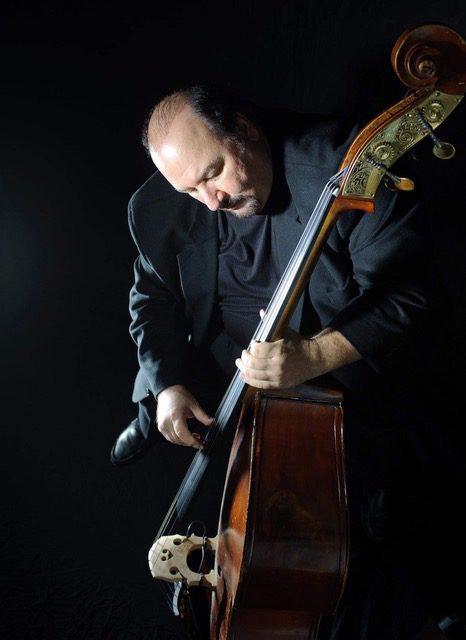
211,389,348,639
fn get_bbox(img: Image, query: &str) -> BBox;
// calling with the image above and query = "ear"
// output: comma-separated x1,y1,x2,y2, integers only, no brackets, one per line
235,113,260,141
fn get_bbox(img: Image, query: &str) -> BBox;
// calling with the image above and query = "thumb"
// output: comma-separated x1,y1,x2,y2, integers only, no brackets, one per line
191,402,215,427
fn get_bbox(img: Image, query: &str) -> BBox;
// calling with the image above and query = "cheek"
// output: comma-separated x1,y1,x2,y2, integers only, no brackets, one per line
229,160,250,193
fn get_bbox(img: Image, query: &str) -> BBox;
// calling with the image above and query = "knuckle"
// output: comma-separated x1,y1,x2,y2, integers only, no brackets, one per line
273,361,284,377
275,367,285,386
168,407,178,420
172,423,185,438
159,428,172,441
157,419,168,434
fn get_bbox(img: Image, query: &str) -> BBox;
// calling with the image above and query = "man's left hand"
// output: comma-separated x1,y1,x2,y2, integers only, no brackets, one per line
235,310,362,389
235,329,316,389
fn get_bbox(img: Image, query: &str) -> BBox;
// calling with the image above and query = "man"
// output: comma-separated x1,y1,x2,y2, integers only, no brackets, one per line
111,85,448,639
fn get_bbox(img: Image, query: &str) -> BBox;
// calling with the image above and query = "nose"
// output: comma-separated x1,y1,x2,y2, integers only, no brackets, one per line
198,184,226,211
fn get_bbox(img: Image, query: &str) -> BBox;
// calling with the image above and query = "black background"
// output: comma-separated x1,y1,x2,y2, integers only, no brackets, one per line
1,2,466,639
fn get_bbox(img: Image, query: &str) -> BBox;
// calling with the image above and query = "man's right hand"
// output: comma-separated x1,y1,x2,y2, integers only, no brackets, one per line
156,385,214,449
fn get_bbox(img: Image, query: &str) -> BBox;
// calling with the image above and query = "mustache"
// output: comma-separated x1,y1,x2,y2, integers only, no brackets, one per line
219,194,247,209
219,194,262,215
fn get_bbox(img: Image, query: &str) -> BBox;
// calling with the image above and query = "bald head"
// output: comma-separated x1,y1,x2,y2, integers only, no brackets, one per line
146,91,189,152
143,87,274,217
142,85,246,155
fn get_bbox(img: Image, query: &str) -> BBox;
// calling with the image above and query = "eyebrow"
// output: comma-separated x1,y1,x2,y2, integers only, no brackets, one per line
175,158,223,193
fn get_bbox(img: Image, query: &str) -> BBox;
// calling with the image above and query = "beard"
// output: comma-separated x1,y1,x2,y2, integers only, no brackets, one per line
219,194,263,218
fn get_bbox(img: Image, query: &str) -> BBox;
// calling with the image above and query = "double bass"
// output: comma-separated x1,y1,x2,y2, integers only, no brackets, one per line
148,23,466,640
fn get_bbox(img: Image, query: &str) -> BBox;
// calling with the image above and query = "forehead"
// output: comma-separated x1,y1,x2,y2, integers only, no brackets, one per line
153,106,222,159
149,106,229,184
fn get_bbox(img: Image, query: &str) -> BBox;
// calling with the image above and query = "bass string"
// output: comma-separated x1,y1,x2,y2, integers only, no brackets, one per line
202,169,345,449
153,170,344,546
253,169,345,344
150,174,341,616
200,169,345,453
153,174,341,544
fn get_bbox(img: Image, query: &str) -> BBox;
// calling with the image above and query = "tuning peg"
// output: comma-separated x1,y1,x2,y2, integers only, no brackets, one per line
385,174,416,191
432,139,456,160
415,109,456,160
366,155,415,191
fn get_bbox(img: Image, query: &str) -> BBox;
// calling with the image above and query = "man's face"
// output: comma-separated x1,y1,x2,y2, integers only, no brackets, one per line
148,106,273,218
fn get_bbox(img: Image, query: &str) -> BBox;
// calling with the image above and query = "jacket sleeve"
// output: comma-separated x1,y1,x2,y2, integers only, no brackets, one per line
129,253,193,399
126,185,197,399
327,188,431,374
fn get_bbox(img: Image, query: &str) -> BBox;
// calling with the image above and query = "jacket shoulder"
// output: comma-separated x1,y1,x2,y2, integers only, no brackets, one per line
129,170,175,213
255,105,359,170
127,167,216,286
285,113,359,171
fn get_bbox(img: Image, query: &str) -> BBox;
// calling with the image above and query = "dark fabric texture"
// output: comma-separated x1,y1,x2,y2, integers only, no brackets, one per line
217,211,280,348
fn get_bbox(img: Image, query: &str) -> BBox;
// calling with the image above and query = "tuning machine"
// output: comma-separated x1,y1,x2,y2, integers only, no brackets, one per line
414,108,456,159
366,155,415,192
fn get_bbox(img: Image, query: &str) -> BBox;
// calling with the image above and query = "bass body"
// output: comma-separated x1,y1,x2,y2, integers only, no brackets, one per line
211,384,347,640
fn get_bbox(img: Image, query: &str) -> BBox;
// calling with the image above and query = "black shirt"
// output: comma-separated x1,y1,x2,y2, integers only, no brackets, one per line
217,209,281,348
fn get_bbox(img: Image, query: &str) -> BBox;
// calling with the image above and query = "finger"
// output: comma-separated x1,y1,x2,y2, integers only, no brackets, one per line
236,358,276,383
238,347,284,370
157,412,198,447
240,348,270,367
236,354,272,374
190,403,215,427
157,420,188,446
238,372,278,390
172,416,203,449
249,339,285,357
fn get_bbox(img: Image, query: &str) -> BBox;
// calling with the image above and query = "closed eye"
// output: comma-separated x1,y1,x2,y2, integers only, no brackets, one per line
205,161,223,182
175,158,224,194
